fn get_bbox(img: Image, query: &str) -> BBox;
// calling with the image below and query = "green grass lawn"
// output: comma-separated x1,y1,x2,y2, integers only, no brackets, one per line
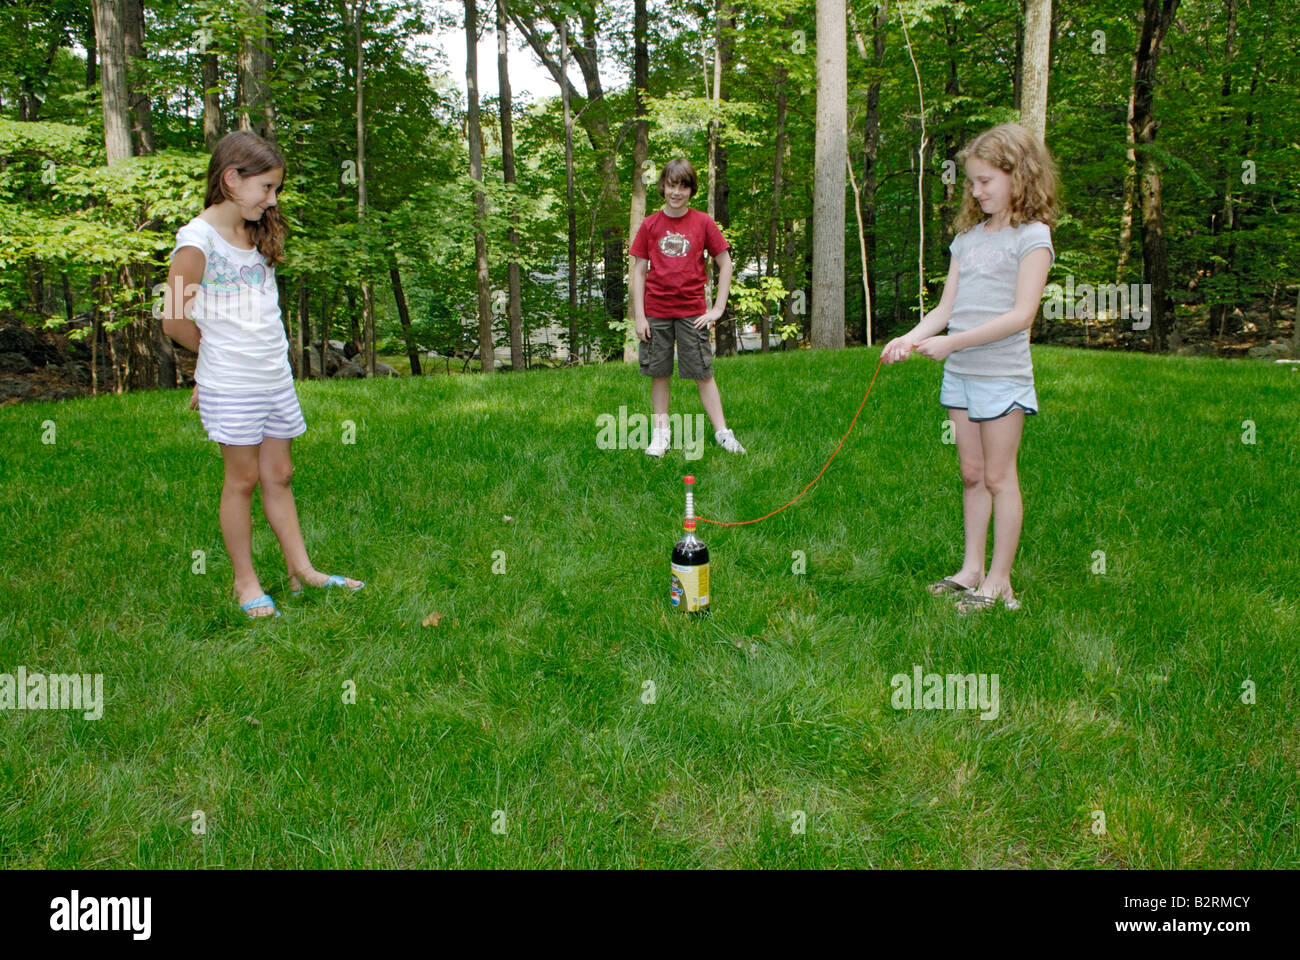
1,345,1296,868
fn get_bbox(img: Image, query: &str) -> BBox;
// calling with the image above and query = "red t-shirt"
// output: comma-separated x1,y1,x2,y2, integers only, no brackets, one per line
630,208,730,318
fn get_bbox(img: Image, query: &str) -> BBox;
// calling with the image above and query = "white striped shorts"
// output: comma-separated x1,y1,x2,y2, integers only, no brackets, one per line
196,383,307,446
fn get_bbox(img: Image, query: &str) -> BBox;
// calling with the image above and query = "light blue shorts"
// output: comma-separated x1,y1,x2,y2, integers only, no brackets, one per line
197,382,307,446
940,369,1038,422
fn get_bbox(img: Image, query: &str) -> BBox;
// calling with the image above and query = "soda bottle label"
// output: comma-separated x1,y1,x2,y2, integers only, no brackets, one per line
670,561,709,612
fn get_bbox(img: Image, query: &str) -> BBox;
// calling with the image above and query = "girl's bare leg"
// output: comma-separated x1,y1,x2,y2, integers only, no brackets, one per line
220,443,273,616
259,437,361,590
974,409,1026,600
949,407,989,588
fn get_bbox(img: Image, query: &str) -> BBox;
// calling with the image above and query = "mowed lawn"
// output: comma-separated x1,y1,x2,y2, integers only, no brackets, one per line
0,345,1296,868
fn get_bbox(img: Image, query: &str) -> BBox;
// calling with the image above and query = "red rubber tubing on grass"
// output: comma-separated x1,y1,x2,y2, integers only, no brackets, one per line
697,350,892,526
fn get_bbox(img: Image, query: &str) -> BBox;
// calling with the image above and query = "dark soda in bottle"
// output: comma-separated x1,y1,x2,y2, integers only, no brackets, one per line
670,475,710,613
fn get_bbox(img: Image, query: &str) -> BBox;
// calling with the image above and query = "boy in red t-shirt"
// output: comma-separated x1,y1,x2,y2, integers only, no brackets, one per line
630,157,746,456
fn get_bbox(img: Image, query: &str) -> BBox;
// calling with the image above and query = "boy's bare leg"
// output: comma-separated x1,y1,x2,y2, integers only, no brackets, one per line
652,376,670,431
219,443,272,615
696,376,727,434
974,410,1025,600
950,407,989,588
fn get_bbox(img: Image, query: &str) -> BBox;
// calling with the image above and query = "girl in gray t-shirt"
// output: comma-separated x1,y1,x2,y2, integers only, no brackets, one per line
881,123,1058,614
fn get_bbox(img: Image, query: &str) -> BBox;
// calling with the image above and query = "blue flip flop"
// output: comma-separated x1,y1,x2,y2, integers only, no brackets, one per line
240,594,281,618
290,574,365,597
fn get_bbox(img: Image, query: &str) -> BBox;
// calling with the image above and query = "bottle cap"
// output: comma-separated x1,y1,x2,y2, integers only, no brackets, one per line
684,475,694,484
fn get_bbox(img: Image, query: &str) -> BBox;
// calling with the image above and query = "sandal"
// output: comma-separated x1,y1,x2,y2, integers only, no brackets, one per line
290,573,366,597
927,577,977,596
238,593,281,619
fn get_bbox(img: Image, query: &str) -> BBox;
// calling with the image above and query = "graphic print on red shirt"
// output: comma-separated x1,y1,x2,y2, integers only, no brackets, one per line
630,208,730,318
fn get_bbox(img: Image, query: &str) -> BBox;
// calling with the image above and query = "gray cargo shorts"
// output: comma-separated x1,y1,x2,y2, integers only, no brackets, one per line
638,316,714,380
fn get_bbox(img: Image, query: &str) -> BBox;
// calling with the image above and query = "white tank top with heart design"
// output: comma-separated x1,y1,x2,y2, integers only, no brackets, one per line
170,215,292,393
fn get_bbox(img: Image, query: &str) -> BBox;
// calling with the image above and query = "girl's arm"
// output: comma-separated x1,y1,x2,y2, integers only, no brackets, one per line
698,249,733,328
882,257,959,362
940,247,1052,351
162,247,205,354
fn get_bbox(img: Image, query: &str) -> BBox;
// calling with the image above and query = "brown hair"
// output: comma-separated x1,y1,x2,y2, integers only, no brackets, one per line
657,157,698,198
953,123,1059,234
204,130,287,266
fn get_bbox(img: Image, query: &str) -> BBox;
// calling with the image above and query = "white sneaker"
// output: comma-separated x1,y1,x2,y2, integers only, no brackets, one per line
715,429,746,454
645,428,671,457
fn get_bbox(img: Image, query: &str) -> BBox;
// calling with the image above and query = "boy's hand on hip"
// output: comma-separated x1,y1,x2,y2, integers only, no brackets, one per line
635,317,651,342
693,308,723,329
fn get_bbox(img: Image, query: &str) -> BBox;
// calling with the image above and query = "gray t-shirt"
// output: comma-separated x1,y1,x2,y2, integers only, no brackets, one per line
944,219,1054,385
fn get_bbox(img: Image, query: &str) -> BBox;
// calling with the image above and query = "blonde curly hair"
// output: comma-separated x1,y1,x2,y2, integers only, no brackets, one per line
953,123,1059,234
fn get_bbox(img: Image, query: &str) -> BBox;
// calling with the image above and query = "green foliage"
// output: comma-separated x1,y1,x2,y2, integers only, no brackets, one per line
731,275,789,334
2,0,1298,360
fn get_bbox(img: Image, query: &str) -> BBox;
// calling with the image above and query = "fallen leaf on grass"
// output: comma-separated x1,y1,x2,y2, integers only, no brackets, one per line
422,611,445,627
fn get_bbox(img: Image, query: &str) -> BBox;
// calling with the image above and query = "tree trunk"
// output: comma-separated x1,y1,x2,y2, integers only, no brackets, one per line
467,0,494,372
296,280,308,379
1292,285,1300,356
1224,53,1262,336
860,3,886,346
1209,0,1237,336
1116,55,1138,285
496,0,525,371
91,275,102,395
623,0,650,364
562,21,578,361
712,1,737,357
17,25,62,121
201,52,222,152
811,0,847,349
122,265,157,390
346,286,360,344
85,15,97,88
152,266,177,388
238,0,276,143
940,11,961,251
1132,0,1181,351
510,9,622,360
764,17,791,354
26,251,44,315
93,0,133,164
390,260,422,375
122,0,154,155
846,150,872,346
601,228,624,360
318,286,329,380
1019,0,1052,143
353,0,374,375
1012,15,1023,110
781,214,798,348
